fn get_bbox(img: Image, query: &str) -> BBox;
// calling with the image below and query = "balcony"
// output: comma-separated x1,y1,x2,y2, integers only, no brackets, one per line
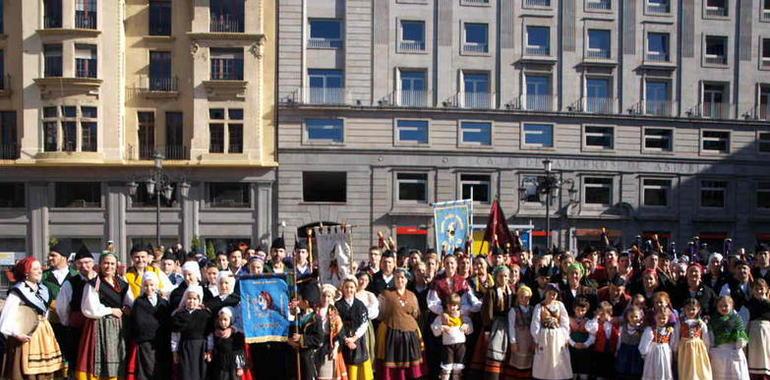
0,144,18,160
704,55,727,65
211,59,244,81
210,16,244,33
446,92,496,109
763,10,770,21
582,97,616,114
644,100,674,116
75,59,97,79
398,40,426,52
705,6,727,17
525,0,551,7
646,2,670,14
525,46,550,56
44,16,62,29
75,12,97,29
137,75,179,98
760,104,770,120
699,102,731,119
586,0,611,10
308,38,343,49
585,49,611,60
44,57,63,77
463,43,488,54
463,0,490,4
646,52,670,62
305,87,348,105
388,90,430,107
130,145,189,161
520,94,553,111
0,75,11,97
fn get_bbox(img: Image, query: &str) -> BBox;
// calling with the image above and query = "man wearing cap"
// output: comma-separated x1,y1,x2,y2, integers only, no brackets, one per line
56,244,98,374
597,275,631,317
41,242,78,364
265,237,294,273
752,244,770,284
124,244,172,300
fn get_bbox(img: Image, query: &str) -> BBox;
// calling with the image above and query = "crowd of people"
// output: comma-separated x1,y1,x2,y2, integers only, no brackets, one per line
1,235,770,380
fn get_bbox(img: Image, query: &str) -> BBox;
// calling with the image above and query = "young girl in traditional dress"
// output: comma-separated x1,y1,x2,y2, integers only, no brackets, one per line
480,265,514,380
568,297,595,380
709,295,750,380
647,292,678,327
747,279,770,380
530,283,572,380
127,271,171,380
591,301,620,380
336,277,374,380
506,285,535,379
171,285,212,380
430,293,472,380
317,284,347,380
639,308,676,380
209,307,245,380
615,306,645,380
676,298,712,380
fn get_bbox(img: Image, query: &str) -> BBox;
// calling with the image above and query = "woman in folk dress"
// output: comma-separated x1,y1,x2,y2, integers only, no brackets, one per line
506,285,535,379
746,279,770,380
530,283,572,380
639,308,676,380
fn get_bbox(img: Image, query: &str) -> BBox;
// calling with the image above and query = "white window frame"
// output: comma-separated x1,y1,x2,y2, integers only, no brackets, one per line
307,18,343,49
41,104,99,153
521,123,554,149
396,172,429,203
642,127,674,152
458,120,493,147
462,22,489,55
704,0,728,17
459,173,492,203
586,29,611,59
303,118,345,145
642,178,671,207
700,129,731,154
583,176,614,206
398,20,426,53
704,35,728,65
700,180,727,209
394,118,430,146
525,25,551,56
583,125,614,150
645,0,671,15
761,38,770,68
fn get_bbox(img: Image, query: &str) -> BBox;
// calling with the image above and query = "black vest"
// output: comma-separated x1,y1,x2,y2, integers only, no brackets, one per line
68,275,88,313
130,296,171,343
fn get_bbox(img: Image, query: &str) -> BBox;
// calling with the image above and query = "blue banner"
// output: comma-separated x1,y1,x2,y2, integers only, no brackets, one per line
239,274,291,343
433,200,473,253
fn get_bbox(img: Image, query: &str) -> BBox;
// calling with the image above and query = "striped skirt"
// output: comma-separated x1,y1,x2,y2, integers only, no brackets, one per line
75,316,125,380
1,318,65,379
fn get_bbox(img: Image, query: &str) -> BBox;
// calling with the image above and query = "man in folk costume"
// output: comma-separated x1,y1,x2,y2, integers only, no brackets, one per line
124,244,172,300
367,249,397,296
266,237,294,273
41,242,78,355
55,244,98,375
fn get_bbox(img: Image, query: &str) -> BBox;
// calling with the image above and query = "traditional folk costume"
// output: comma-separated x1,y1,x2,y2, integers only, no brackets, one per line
430,313,472,380
171,306,212,380
294,311,326,380
209,313,246,380
568,316,595,377
0,278,66,380
40,259,77,363
355,289,379,373
376,289,427,380
336,297,374,380
530,300,572,380
56,272,92,370
615,322,645,380
124,265,171,300
476,285,513,380
639,325,676,380
591,318,620,379
709,311,750,380
676,318,713,380
506,304,535,379
316,306,347,380
125,292,171,380
746,297,770,379
76,275,131,380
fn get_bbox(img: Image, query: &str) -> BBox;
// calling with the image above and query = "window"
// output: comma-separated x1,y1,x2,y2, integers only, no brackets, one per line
525,74,552,111
758,182,770,209
584,126,614,149
587,29,611,59
643,179,671,207
308,19,342,49
460,121,492,146
762,39,770,67
75,0,97,29
764,0,770,20
165,112,186,159
522,123,554,148
702,83,727,118
208,108,243,153
131,182,178,208
149,0,172,35
397,173,428,202
646,33,670,61
700,180,727,208
463,23,489,53
399,21,425,52
137,112,155,160
396,119,429,144
207,183,250,208
44,45,63,77
462,72,491,108
0,183,24,208
761,86,770,120
44,0,63,28
701,130,730,153
584,177,613,205
210,48,243,80
305,119,344,143
525,0,552,7
461,174,491,203
54,182,101,208
75,44,97,78
308,69,344,104
0,111,17,159
42,106,98,152
644,128,673,151
759,132,770,153
586,0,612,10
705,36,728,65
302,172,346,203
705,0,728,17
149,51,174,91
645,80,671,116
646,0,670,13
585,77,612,113
526,26,550,56
210,0,244,32
521,176,546,203
398,70,427,107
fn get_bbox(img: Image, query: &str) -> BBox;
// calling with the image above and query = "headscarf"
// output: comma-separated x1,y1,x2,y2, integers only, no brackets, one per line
566,262,585,277
141,271,159,296
175,284,204,313
10,256,38,284
181,261,202,283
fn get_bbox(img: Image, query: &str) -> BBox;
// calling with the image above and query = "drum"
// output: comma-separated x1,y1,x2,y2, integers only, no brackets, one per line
17,304,41,336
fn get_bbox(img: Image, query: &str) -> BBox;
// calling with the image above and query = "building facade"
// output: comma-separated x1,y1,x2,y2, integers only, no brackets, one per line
277,0,770,254
0,0,277,261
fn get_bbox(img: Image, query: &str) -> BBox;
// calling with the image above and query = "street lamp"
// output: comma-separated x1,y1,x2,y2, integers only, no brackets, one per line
128,152,189,248
518,159,577,249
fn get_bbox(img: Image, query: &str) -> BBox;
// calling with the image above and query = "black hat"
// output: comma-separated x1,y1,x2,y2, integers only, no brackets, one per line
734,259,750,268
49,242,66,256
161,251,176,261
609,275,627,287
294,238,308,251
396,247,408,258
74,244,94,261
381,249,396,259
184,249,197,260
537,266,555,278
175,248,188,263
490,246,503,256
271,237,285,250
297,277,321,308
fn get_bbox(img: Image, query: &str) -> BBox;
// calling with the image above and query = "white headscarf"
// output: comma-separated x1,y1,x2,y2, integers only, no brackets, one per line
175,284,204,313
141,271,159,296
181,261,202,283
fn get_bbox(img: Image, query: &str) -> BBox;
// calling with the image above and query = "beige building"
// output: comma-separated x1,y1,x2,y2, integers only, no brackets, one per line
0,0,277,261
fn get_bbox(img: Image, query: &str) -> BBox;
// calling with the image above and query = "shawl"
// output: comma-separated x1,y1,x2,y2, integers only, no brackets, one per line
9,281,51,315
710,311,749,346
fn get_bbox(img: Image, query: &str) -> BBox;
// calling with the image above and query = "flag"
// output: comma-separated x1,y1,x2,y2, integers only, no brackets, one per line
482,199,514,250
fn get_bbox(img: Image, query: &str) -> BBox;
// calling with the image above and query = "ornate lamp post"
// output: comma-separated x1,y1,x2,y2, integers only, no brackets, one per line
518,159,577,249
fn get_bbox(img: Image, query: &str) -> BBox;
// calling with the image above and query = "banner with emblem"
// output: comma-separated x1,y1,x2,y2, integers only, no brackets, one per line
314,225,353,288
239,274,291,343
433,199,473,254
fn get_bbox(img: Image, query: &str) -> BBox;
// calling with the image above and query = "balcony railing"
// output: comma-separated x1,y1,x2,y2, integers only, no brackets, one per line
700,102,731,119
586,0,611,10
525,46,550,56
130,145,189,160
139,75,179,92
760,104,770,120
704,55,727,65
585,49,610,59
0,144,19,160
763,58,770,68
525,0,551,7
305,87,348,105
210,15,244,33
447,92,496,109
463,43,488,54
705,7,727,17
164,145,189,160
75,59,97,78
644,100,674,116
646,52,670,62
646,3,670,14
75,12,97,29
0,74,11,91
763,10,770,21
463,0,490,4
392,90,430,107
44,16,63,29
582,97,616,114
308,38,343,49
44,57,63,77
211,59,244,80
521,94,553,111
398,40,426,52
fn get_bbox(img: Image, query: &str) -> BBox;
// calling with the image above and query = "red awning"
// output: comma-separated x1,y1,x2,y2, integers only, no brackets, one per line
396,226,428,235
698,232,727,240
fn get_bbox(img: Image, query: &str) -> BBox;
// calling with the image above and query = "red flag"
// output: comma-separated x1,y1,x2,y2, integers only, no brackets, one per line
482,199,514,250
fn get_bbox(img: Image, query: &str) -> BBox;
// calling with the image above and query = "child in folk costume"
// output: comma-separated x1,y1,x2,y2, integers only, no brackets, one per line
171,285,213,380
746,279,770,380
506,285,535,379
568,297,596,380
430,293,473,380
647,291,678,327
336,277,375,380
530,283,572,380
639,308,676,380
479,265,515,380
709,296,750,380
317,284,347,380
590,301,620,380
209,307,246,380
676,298,713,380
288,281,326,380
615,306,645,380
126,271,172,380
